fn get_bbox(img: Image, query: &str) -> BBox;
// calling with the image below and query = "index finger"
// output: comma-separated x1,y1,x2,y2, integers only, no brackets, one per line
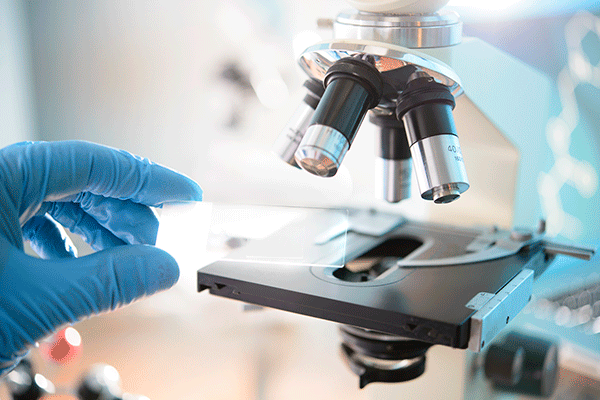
2,141,202,220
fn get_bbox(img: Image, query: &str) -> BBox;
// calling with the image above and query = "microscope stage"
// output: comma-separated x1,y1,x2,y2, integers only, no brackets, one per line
197,209,552,349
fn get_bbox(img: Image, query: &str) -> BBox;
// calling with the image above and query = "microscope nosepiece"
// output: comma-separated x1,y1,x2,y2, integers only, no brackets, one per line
396,73,469,203
295,55,383,177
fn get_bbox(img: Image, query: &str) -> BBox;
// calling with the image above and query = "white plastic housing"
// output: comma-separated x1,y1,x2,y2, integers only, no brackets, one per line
345,0,450,13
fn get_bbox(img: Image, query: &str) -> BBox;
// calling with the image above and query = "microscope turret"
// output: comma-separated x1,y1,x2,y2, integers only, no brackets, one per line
273,0,470,204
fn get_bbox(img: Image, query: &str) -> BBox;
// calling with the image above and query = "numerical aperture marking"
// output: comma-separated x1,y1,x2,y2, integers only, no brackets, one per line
448,145,464,163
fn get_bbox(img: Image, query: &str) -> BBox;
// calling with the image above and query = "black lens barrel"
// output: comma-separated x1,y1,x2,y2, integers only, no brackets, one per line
302,78,325,109
395,76,456,145
394,73,469,203
294,55,384,177
312,55,384,146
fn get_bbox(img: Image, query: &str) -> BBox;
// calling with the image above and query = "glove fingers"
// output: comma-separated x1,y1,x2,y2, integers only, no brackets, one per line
67,244,181,309
0,239,179,359
60,193,159,245
0,141,202,224
46,202,127,251
22,215,77,259
1,141,34,150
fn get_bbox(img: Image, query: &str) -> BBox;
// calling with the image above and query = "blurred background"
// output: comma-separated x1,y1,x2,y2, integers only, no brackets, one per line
1,0,599,399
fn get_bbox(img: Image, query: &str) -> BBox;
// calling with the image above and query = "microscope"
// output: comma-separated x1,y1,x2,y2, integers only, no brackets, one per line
198,0,596,394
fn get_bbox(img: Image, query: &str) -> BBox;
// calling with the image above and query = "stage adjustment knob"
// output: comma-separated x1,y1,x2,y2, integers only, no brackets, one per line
484,332,558,397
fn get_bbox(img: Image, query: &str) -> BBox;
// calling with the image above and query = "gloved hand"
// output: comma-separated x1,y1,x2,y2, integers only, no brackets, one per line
0,141,202,376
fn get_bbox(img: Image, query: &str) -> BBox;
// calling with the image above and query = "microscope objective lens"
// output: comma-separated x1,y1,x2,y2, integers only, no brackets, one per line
295,55,384,177
273,79,325,168
432,184,461,204
396,72,469,203
371,112,412,203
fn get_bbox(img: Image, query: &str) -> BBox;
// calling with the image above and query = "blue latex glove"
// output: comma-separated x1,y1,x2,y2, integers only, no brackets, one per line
0,141,202,376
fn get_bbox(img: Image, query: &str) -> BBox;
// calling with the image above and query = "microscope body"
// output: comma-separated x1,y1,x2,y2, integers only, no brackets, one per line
200,0,593,395
269,0,560,391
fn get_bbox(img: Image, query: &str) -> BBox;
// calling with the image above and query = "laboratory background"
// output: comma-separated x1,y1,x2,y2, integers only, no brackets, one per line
1,0,600,399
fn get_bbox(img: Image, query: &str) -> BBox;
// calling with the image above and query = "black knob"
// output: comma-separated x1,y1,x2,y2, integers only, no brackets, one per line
6,360,55,400
484,332,559,397
77,364,123,400
484,344,524,386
